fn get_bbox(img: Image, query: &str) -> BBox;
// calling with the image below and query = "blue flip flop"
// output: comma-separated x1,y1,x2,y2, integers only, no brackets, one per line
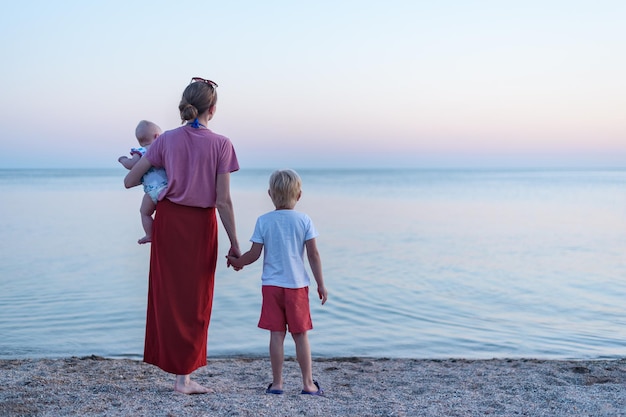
266,383,283,395
301,380,324,396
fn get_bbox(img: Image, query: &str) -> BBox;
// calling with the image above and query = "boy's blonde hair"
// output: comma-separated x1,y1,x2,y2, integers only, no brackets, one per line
269,169,302,208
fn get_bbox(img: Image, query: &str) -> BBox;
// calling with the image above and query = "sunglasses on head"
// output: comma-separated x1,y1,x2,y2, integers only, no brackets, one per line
191,77,218,88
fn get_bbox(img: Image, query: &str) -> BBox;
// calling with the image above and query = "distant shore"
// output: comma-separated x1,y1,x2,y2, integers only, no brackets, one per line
1,356,625,416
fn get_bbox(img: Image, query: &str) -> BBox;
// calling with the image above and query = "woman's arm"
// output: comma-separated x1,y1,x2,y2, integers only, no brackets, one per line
215,172,240,258
124,156,152,188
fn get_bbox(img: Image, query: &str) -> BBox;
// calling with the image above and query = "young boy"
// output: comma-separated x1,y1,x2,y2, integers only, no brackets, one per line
227,169,328,396
118,120,167,244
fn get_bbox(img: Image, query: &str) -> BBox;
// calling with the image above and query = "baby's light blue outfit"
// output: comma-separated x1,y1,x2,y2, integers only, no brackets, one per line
130,147,168,203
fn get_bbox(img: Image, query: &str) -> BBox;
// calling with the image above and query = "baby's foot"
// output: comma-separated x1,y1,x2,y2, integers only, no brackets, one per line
174,379,213,395
138,235,152,244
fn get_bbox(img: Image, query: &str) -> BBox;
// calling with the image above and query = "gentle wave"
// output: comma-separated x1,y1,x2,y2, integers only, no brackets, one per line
1,168,625,360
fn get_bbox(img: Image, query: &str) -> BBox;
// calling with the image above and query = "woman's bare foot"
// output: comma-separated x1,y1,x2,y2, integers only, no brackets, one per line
174,376,213,395
138,235,152,244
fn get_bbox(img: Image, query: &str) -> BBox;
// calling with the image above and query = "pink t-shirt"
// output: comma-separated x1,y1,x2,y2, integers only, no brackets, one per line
145,125,239,208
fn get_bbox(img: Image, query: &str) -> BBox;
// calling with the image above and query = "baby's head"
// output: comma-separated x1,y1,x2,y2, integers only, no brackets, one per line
135,120,162,147
268,169,302,209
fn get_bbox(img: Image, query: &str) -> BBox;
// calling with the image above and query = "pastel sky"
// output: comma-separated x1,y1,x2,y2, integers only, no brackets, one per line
0,1,624,169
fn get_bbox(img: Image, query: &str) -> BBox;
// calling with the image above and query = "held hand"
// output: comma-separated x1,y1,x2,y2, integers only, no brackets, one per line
318,286,328,305
226,246,243,271
226,255,243,271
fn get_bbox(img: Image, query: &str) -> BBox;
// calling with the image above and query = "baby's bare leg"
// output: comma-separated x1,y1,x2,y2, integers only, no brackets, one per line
138,193,156,244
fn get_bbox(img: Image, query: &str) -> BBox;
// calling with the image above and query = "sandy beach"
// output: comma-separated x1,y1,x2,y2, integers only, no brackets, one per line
1,355,624,416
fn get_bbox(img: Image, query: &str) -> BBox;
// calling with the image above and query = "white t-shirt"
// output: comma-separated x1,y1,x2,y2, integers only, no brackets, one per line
250,209,318,288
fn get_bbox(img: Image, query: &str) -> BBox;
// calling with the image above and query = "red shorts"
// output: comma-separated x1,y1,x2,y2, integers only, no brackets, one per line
258,286,313,333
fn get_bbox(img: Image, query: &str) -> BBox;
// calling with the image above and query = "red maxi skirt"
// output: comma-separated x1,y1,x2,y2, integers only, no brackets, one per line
143,199,218,375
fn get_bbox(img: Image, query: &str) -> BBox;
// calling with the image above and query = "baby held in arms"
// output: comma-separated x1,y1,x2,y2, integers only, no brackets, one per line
118,120,167,244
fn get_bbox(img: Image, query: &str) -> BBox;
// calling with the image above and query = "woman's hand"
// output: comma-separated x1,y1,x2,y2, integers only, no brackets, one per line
226,246,242,270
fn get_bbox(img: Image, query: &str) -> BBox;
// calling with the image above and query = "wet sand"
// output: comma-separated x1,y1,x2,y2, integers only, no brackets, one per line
1,356,625,416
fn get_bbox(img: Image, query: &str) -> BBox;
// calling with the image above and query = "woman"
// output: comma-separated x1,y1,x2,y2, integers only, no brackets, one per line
125,77,240,394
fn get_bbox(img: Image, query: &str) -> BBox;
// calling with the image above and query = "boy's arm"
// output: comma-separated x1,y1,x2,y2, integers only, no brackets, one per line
227,242,263,269
118,153,142,170
305,238,328,305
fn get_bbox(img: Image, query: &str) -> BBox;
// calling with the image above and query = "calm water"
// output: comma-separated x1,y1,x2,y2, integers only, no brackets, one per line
0,168,625,360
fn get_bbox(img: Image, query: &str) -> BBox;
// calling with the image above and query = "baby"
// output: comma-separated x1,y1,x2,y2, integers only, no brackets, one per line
118,120,168,244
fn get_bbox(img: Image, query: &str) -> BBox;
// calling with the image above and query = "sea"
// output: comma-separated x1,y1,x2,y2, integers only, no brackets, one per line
0,168,625,361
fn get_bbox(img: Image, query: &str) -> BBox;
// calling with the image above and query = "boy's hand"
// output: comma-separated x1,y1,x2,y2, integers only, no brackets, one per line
318,285,328,305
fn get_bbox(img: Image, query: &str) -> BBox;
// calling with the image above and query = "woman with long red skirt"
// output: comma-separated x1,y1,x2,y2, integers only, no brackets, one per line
125,77,240,394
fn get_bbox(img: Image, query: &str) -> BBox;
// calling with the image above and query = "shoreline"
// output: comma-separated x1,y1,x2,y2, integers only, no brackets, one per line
2,356,625,416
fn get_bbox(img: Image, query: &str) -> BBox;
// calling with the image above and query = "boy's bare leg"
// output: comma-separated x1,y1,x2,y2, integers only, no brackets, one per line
174,374,213,395
269,331,286,390
292,331,317,392
138,193,156,244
